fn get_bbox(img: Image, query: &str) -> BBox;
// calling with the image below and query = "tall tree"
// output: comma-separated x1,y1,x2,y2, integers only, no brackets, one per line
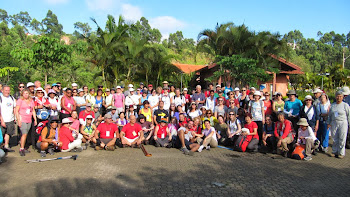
41,10,63,37
73,22,91,38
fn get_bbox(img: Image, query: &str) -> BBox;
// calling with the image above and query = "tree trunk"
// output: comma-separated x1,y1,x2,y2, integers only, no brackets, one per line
102,65,106,87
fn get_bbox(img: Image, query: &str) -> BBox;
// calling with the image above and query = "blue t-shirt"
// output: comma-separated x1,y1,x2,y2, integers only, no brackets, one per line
284,99,303,116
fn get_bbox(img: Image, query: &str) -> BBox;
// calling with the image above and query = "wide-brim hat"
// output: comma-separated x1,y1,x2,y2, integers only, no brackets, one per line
304,95,314,101
341,86,350,96
297,118,309,127
62,118,73,124
287,90,297,95
313,88,323,94
253,91,261,97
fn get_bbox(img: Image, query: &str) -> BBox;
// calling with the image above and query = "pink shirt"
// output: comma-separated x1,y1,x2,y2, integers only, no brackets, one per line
113,93,125,108
61,96,75,114
16,99,34,123
71,119,80,131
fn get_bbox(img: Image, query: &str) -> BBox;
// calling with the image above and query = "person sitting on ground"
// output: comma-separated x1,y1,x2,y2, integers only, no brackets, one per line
60,118,83,152
202,109,218,129
79,103,95,126
80,115,97,149
198,120,219,152
126,105,138,120
244,113,259,152
37,116,62,157
174,124,200,155
116,112,128,132
168,117,179,139
262,115,277,153
226,112,242,146
154,118,172,148
215,115,227,145
178,113,189,128
274,112,294,157
189,117,203,143
107,106,119,123
138,115,154,145
296,118,319,161
94,114,119,151
69,111,80,133
120,115,143,148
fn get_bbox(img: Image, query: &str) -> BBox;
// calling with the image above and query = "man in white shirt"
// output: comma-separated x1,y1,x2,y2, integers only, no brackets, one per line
0,85,16,152
104,88,114,113
205,90,216,112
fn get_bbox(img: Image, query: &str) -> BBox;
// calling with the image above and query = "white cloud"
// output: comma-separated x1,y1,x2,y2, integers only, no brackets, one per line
150,16,187,39
86,0,115,11
121,4,142,22
43,0,69,4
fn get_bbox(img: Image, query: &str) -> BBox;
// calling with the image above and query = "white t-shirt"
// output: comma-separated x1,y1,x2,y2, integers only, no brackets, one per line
297,126,316,144
74,96,86,106
304,106,314,121
188,110,201,120
173,95,186,111
0,95,16,122
161,94,170,110
148,95,159,110
249,100,264,121
228,119,241,135
205,97,216,112
105,94,113,109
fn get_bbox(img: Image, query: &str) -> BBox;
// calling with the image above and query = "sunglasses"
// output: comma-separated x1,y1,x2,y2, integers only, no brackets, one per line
37,92,43,94
219,100,223,102
206,112,211,114
229,94,234,95
229,114,235,116
67,92,72,94
242,90,246,91
19,86,25,88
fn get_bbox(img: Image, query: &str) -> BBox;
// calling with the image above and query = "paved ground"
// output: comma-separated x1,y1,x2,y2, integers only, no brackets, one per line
0,142,350,197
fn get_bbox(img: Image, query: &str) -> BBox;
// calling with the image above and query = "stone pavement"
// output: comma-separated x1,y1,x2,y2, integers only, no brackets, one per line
0,144,349,197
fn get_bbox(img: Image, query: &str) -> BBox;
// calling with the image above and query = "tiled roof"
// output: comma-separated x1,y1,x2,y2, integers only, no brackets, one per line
172,63,207,74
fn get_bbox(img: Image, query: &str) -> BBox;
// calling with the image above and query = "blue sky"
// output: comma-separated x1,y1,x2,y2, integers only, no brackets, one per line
2,0,350,40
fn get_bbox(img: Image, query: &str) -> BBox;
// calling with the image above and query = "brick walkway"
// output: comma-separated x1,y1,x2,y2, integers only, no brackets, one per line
0,144,349,197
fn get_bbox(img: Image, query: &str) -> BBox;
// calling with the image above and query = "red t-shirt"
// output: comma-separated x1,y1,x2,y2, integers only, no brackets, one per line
79,110,95,121
274,120,292,139
226,98,239,108
156,124,168,138
122,123,142,139
59,126,74,150
179,118,188,127
184,94,191,103
189,125,202,134
244,121,259,140
264,100,273,116
34,97,50,106
97,122,118,139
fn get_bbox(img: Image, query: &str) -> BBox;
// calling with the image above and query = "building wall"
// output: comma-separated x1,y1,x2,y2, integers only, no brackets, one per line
258,74,289,96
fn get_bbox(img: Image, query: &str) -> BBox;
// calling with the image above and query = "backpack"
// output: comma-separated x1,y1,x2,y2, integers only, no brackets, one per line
35,120,49,142
35,97,50,120
291,145,306,160
0,95,15,103
234,135,252,152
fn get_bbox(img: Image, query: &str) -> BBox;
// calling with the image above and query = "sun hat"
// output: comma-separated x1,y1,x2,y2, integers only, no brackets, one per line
191,101,197,105
93,104,99,108
297,118,309,127
341,86,350,96
216,84,221,88
71,83,78,87
140,82,144,85
63,87,67,91
62,118,73,124
86,103,92,107
253,91,261,97
116,86,121,89
250,87,256,91
200,106,207,110
27,82,35,87
51,83,58,87
86,115,93,119
148,84,153,87
234,87,240,91
241,128,250,133
183,88,188,91
128,84,133,88
162,81,169,84
286,90,297,95
129,88,135,92
111,106,117,110
304,95,313,101
313,88,323,94
104,114,112,119
105,88,110,92
35,87,44,92
78,88,83,93
48,89,56,95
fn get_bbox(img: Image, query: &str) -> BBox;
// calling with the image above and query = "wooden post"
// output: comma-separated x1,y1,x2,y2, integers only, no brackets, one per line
273,72,276,95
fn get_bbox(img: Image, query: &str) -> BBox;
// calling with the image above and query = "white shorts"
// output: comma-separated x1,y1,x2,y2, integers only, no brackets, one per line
124,137,138,143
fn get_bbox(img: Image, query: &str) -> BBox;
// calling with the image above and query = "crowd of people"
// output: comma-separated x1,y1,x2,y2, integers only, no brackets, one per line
0,80,349,162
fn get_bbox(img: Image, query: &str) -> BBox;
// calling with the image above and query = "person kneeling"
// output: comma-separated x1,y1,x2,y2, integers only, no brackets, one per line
80,115,97,149
154,118,172,148
37,117,62,157
60,118,83,152
94,114,119,151
296,118,319,161
120,115,143,148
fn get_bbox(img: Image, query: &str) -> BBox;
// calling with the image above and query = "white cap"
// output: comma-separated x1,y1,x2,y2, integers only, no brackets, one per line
71,83,78,87
250,87,256,91
116,86,121,89
234,87,240,91
313,88,322,94
86,115,93,119
128,84,133,88
78,88,83,93
183,88,188,91
129,88,135,92
216,84,221,88
342,86,350,96
253,91,261,96
27,82,35,87
63,87,67,91
35,87,44,92
62,118,72,124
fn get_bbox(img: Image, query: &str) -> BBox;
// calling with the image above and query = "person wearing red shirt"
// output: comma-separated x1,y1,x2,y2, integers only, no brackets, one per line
178,113,188,127
121,115,143,147
79,103,95,125
94,114,119,150
59,118,83,152
274,112,294,157
263,92,273,116
154,118,172,147
243,113,259,152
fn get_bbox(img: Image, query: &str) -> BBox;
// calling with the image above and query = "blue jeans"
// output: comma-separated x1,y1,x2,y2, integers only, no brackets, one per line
317,121,329,148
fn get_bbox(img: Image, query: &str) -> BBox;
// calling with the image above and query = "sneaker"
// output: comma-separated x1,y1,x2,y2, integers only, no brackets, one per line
338,155,344,159
206,145,211,151
40,151,46,157
106,146,115,151
312,150,318,156
144,140,149,145
24,149,31,153
304,156,312,161
95,146,103,151
48,148,55,155
166,143,172,148
198,145,204,153
75,147,83,152
282,151,288,158
155,141,160,147
131,144,136,148
19,149,25,156
4,147,15,153
323,147,328,153
83,143,89,150
180,147,191,155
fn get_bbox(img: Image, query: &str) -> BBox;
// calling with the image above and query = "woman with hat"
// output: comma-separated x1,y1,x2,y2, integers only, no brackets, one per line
299,95,320,136
80,115,96,149
327,91,350,159
248,91,265,145
37,116,62,157
60,117,83,152
15,88,37,156
154,118,172,148
296,118,319,161
47,89,60,117
284,90,303,132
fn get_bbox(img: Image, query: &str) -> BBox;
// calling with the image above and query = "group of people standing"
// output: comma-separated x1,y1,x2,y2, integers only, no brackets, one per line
0,80,349,162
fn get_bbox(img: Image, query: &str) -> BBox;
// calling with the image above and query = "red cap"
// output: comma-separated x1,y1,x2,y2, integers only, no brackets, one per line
148,84,153,87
